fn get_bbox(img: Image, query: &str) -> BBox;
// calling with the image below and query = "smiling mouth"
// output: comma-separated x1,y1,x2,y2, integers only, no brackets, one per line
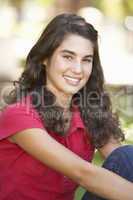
63,75,81,86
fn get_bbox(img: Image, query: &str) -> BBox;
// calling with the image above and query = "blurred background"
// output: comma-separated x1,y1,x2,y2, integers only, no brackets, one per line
0,0,133,199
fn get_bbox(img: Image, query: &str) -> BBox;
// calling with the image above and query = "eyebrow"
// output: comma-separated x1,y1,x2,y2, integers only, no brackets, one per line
61,50,93,58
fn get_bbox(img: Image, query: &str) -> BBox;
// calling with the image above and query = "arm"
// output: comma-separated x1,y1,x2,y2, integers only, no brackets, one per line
10,128,133,200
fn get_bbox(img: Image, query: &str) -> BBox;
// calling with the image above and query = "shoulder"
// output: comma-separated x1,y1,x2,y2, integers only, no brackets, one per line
1,96,40,121
0,96,44,140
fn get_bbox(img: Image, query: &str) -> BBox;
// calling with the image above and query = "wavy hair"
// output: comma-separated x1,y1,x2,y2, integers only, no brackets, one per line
8,13,124,148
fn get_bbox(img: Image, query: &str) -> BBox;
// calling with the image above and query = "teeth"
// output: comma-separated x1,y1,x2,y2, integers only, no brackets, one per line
64,76,80,82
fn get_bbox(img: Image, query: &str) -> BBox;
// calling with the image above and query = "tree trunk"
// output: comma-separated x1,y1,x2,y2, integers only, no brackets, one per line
54,0,92,14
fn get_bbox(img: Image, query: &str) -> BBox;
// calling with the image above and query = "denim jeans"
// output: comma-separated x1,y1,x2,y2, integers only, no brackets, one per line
82,145,133,200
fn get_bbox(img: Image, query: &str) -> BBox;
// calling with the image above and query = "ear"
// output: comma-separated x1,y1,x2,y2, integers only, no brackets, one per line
42,59,48,72
43,59,48,66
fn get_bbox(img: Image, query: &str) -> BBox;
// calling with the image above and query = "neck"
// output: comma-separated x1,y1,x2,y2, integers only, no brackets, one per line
56,95,72,109
46,86,72,109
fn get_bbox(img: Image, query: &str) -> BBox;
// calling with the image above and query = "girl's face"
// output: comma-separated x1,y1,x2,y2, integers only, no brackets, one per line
44,34,94,100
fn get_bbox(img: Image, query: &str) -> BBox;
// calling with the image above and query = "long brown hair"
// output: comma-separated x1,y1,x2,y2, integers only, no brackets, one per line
8,13,124,148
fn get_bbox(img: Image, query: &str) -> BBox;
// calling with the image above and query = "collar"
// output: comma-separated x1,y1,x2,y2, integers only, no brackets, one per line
69,106,85,133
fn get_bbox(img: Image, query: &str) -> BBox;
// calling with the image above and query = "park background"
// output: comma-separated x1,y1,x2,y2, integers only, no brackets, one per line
0,0,133,199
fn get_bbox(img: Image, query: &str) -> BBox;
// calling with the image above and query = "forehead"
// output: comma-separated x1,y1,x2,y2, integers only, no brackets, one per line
57,34,94,55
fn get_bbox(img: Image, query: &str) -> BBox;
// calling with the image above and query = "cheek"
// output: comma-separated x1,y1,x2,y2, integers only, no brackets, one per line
53,59,67,73
83,66,93,79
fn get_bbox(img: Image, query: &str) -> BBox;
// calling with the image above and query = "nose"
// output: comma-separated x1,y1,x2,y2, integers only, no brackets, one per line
71,62,82,74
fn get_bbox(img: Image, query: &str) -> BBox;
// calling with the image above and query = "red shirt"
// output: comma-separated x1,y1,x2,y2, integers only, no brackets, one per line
0,98,94,200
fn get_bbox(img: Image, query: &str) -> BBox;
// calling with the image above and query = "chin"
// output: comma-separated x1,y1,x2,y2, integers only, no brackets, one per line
63,88,80,95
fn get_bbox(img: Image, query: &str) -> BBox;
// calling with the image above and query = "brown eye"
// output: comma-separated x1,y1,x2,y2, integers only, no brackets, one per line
63,55,73,60
83,58,92,63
